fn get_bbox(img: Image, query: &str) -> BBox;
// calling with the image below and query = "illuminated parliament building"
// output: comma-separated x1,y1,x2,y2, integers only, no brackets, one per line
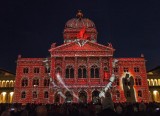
13,11,149,104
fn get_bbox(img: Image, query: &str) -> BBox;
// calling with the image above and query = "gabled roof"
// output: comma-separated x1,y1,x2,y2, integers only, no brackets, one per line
147,66,160,75
49,40,114,52
0,68,15,79
0,68,15,75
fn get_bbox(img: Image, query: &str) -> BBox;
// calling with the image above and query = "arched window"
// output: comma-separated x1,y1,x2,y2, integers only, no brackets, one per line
135,77,142,86
5,81,9,87
138,90,142,97
154,79,158,86
0,81,1,87
54,93,60,103
9,92,14,103
90,65,99,78
151,79,154,86
33,78,39,86
22,78,28,87
65,91,73,102
116,90,120,98
44,79,50,86
44,91,48,98
78,66,87,78
21,91,26,98
33,91,38,99
153,90,160,102
2,81,5,87
79,91,87,103
9,81,14,87
65,65,74,78
92,90,100,104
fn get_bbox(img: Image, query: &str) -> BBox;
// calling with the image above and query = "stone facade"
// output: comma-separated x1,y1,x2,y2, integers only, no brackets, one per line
13,11,149,104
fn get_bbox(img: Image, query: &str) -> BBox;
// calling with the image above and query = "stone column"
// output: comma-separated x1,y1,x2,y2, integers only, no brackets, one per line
99,57,103,84
73,89,78,103
74,57,77,84
62,57,65,79
87,89,92,103
87,57,90,83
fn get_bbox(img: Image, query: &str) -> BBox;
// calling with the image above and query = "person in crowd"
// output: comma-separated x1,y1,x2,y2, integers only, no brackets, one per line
97,92,117,116
1,107,10,116
115,105,124,116
36,105,48,116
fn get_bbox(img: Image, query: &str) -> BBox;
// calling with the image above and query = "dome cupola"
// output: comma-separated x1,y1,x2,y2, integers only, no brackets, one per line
63,10,98,43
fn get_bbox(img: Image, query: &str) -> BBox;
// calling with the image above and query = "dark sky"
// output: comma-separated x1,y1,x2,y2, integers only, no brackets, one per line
0,0,160,73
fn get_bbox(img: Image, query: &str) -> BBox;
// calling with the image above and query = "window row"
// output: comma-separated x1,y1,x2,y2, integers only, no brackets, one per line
113,77,142,86
23,67,50,74
22,78,50,87
21,90,143,99
22,77,142,87
0,80,15,87
113,67,140,73
21,91,48,99
65,65,100,78
23,66,140,74
148,79,160,86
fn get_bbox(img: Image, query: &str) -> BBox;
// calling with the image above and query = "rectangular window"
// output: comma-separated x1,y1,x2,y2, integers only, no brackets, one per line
23,68,29,73
34,68,40,73
123,67,129,72
114,67,118,73
138,91,142,97
33,91,38,99
44,79,50,86
135,78,141,86
134,67,139,72
33,79,39,86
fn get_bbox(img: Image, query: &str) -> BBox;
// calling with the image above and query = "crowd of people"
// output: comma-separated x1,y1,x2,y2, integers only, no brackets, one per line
0,102,160,116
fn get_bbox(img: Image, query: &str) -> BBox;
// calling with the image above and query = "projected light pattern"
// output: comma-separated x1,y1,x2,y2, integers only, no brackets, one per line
13,11,149,104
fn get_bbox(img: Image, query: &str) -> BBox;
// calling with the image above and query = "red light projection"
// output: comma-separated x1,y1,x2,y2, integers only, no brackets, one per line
13,11,149,104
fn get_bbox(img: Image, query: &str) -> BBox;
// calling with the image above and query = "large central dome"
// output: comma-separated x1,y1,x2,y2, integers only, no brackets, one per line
63,11,98,43
65,18,95,29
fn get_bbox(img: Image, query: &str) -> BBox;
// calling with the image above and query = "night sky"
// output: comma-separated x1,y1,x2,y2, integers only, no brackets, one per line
0,0,160,73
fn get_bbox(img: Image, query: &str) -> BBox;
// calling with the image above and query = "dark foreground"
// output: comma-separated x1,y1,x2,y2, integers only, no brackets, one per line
0,102,160,116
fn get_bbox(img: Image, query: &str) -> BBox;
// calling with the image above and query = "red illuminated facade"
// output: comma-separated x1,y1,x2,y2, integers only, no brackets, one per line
13,11,149,104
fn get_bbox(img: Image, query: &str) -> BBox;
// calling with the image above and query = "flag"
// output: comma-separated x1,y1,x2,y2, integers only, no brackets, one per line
78,26,86,39
104,71,109,80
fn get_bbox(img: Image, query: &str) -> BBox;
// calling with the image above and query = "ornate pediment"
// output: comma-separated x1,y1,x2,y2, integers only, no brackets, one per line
49,41,115,57
49,41,114,52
